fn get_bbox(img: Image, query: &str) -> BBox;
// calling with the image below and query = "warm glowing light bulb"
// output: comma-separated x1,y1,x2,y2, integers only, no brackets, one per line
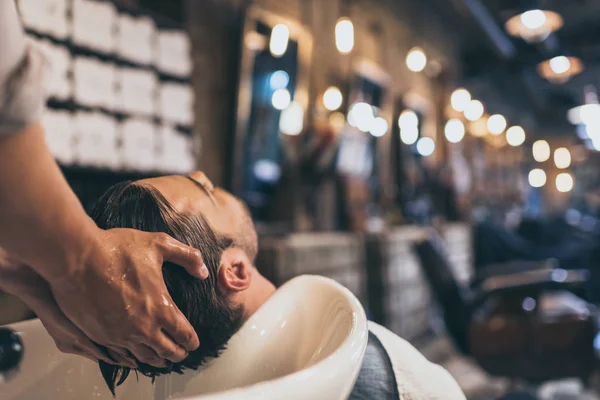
464,100,484,121
398,110,418,129
269,70,289,90
450,89,471,112
279,101,304,135
532,140,550,162
444,119,465,143
348,102,374,133
416,137,435,156
335,18,354,54
528,168,547,188
549,56,571,74
406,47,427,72
329,111,346,132
369,117,389,137
556,173,574,193
506,126,526,147
270,24,290,57
520,9,547,30
554,147,571,169
271,88,291,110
323,86,343,111
487,114,507,135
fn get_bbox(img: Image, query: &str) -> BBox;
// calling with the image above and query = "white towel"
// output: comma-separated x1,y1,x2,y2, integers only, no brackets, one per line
120,118,157,171
19,0,69,39
72,0,115,53
73,56,116,110
116,67,156,117
159,82,194,126
42,110,75,164
368,322,466,400
73,111,118,168
156,30,192,77
36,39,71,100
157,124,195,173
116,15,155,65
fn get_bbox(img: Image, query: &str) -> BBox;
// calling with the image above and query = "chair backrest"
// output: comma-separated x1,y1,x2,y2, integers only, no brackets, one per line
412,232,471,354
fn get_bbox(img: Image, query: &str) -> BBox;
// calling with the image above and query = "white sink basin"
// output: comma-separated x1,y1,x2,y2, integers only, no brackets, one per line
1,275,368,400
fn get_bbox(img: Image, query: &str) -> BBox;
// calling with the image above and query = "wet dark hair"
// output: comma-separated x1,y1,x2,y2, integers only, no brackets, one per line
89,181,244,396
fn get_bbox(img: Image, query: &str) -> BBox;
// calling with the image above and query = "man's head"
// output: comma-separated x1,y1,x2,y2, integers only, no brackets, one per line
91,173,272,395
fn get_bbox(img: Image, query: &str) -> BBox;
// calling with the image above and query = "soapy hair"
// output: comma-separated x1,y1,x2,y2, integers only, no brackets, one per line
90,181,244,396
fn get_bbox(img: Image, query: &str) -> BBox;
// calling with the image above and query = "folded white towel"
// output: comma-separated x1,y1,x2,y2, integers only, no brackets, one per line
73,56,116,110
156,30,192,77
116,67,157,117
43,109,75,165
159,82,194,126
157,124,195,173
72,0,116,53
117,15,155,65
74,111,119,168
36,39,72,100
120,118,157,171
20,0,70,39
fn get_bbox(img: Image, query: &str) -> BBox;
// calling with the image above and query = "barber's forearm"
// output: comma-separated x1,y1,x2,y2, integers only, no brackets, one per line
0,124,97,283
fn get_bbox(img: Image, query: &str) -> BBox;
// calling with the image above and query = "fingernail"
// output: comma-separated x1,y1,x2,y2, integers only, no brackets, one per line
200,263,209,278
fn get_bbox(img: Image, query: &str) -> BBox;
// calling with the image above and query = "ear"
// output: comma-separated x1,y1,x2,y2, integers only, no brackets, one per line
217,248,252,292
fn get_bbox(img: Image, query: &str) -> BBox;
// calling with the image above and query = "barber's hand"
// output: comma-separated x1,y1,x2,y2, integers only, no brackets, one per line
0,250,115,364
47,228,206,368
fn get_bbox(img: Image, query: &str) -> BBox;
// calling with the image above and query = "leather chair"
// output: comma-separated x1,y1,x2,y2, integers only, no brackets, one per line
412,231,598,384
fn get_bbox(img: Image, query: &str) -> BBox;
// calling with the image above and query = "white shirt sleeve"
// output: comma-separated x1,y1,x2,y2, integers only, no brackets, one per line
0,0,49,137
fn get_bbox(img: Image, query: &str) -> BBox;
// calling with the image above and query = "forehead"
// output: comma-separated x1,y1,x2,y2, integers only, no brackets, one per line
137,175,245,240
137,175,215,215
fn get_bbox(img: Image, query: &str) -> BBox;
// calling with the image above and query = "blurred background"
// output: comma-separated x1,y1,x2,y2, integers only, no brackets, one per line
6,0,600,398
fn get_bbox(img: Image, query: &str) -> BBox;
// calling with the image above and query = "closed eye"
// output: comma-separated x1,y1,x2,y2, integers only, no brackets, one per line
185,176,217,205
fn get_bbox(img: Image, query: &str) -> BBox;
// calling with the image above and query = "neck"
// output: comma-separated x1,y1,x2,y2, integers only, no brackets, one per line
238,267,276,321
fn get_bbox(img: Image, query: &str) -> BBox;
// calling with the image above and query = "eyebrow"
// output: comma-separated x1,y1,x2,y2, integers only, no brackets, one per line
184,176,217,205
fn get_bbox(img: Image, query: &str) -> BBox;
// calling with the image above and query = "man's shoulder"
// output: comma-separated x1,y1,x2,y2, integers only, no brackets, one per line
367,322,466,400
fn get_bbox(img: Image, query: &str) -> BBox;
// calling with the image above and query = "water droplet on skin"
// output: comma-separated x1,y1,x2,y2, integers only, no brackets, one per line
161,295,170,306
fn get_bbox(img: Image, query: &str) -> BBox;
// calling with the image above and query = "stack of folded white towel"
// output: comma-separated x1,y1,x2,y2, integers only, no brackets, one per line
72,0,115,53
73,56,116,110
116,14,155,65
116,68,157,117
19,0,70,39
159,83,194,126
156,30,192,78
43,109,75,165
73,111,119,169
156,124,195,173
36,39,71,100
120,118,157,172
18,0,196,174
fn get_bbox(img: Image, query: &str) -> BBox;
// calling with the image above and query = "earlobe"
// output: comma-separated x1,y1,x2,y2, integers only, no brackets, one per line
217,248,252,292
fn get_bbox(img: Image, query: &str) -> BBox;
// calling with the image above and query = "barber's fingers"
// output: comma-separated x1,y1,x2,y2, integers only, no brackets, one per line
189,171,214,192
144,330,188,363
154,232,208,279
106,347,137,369
159,304,200,353
128,344,165,368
